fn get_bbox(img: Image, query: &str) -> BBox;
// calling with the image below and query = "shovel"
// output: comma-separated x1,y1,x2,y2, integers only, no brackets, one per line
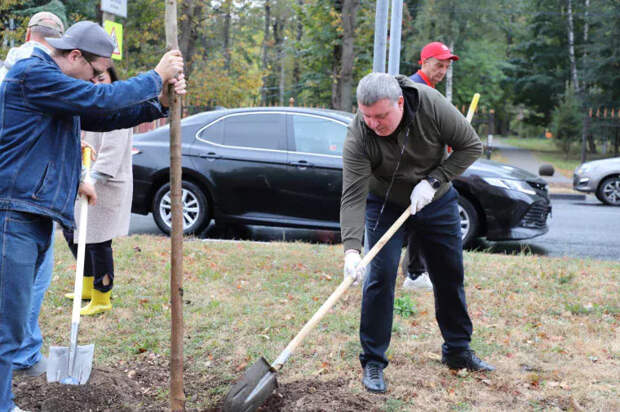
222,206,412,412
47,147,95,385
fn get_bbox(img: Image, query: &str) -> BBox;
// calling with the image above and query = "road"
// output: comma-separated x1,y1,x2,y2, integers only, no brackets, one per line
129,195,620,262
471,195,620,261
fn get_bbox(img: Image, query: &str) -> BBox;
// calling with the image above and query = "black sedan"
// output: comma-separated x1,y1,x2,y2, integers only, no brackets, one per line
131,107,551,248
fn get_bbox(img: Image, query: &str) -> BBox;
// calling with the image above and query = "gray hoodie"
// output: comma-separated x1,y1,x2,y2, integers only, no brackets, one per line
0,41,51,83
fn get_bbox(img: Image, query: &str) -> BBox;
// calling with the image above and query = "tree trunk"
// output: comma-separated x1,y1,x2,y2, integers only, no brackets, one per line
222,0,232,73
445,40,454,103
273,17,285,105
331,43,342,109
261,0,271,105
339,0,359,112
581,0,592,159
165,1,185,411
292,0,303,101
566,0,579,93
178,0,203,80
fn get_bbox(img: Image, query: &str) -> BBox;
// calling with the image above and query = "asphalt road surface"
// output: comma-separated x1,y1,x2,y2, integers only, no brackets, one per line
129,194,620,262
471,195,620,262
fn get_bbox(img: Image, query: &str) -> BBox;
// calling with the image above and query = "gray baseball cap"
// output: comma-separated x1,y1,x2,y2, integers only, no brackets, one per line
46,21,115,58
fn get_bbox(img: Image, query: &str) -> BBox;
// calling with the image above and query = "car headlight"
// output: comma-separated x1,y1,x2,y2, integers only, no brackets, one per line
483,177,537,195
575,163,593,175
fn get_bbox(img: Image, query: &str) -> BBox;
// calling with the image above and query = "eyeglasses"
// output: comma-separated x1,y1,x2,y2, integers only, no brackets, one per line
82,56,103,78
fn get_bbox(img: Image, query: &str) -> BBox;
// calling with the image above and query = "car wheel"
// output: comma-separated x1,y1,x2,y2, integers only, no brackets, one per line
458,196,479,248
596,176,620,206
152,181,210,235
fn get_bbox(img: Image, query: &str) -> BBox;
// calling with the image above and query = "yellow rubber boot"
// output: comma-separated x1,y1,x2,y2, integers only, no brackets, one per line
80,289,112,316
64,276,94,300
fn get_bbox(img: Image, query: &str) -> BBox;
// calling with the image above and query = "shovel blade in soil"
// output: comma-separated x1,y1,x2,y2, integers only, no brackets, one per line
222,357,278,412
47,344,94,385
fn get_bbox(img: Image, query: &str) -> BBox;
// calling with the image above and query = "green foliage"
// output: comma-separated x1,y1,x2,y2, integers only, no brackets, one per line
394,296,417,318
551,85,582,155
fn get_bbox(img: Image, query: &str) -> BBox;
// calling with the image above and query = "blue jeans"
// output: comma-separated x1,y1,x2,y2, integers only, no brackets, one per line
12,228,54,370
359,187,473,368
0,210,53,411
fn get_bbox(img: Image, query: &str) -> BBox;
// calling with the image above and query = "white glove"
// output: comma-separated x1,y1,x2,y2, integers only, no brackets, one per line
343,250,364,286
410,179,437,215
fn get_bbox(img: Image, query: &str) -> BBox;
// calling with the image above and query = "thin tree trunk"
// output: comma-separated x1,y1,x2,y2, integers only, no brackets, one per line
331,43,342,109
580,0,593,160
292,0,303,101
272,18,284,105
223,0,232,73
164,1,185,411
339,0,359,112
178,0,202,80
279,39,285,105
445,40,454,103
261,0,271,105
567,0,579,92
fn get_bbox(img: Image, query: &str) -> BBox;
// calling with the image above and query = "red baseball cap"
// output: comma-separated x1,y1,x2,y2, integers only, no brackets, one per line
419,42,459,64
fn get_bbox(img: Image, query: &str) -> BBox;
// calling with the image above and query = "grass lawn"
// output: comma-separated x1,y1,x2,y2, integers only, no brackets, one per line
40,233,619,411
498,137,618,178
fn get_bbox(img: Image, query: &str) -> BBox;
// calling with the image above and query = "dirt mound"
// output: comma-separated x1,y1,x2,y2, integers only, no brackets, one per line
13,367,154,412
258,378,381,412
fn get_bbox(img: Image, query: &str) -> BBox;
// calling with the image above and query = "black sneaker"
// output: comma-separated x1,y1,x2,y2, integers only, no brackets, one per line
442,350,495,372
362,362,387,393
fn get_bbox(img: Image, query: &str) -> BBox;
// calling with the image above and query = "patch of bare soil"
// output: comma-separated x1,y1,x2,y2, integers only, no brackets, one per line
14,362,378,411
257,378,381,412
15,368,140,411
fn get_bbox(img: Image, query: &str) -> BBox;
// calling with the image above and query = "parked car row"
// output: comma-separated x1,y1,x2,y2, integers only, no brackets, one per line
131,107,552,248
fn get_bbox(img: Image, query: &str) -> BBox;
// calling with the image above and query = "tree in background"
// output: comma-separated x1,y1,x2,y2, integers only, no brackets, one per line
551,85,582,156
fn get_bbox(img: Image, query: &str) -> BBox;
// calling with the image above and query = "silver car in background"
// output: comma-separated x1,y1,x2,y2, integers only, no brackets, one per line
573,157,620,205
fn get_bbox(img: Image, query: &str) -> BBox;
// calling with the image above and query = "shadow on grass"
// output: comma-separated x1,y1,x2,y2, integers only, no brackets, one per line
466,238,549,256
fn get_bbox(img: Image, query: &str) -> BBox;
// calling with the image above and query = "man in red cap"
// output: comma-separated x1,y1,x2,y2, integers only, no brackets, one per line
403,41,459,293
410,41,459,88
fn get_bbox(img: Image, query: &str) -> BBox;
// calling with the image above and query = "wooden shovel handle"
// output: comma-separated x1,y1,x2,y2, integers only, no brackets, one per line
272,206,411,369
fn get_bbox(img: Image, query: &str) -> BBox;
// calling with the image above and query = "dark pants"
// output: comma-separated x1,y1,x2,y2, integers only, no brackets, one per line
405,232,428,276
359,187,472,368
62,228,114,293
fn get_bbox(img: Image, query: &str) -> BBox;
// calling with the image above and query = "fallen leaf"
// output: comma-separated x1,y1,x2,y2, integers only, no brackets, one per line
425,352,441,361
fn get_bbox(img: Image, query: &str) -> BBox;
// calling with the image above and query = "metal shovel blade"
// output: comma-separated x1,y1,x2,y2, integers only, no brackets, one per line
47,344,95,385
222,357,278,412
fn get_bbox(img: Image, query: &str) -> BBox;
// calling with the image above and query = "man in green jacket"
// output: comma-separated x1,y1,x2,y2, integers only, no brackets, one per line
341,73,494,394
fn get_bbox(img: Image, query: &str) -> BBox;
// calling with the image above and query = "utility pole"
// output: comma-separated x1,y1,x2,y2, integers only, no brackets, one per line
387,0,402,75
372,0,389,73
165,0,185,410
102,11,114,24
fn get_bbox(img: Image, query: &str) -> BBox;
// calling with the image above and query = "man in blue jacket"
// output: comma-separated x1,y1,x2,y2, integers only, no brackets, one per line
0,11,65,384
0,21,185,412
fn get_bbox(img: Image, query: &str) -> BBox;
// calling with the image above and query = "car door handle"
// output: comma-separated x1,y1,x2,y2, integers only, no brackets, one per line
199,152,221,160
289,160,314,168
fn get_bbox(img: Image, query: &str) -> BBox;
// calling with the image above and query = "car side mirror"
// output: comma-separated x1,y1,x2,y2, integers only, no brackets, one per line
538,164,555,177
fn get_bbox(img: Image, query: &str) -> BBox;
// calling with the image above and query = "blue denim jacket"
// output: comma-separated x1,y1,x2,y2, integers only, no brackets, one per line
0,48,168,228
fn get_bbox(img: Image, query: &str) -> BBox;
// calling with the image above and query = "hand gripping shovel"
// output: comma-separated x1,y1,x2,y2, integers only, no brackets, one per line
47,147,95,385
222,207,412,412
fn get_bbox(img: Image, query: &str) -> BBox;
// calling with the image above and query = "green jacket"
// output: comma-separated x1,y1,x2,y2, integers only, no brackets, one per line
340,75,482,252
